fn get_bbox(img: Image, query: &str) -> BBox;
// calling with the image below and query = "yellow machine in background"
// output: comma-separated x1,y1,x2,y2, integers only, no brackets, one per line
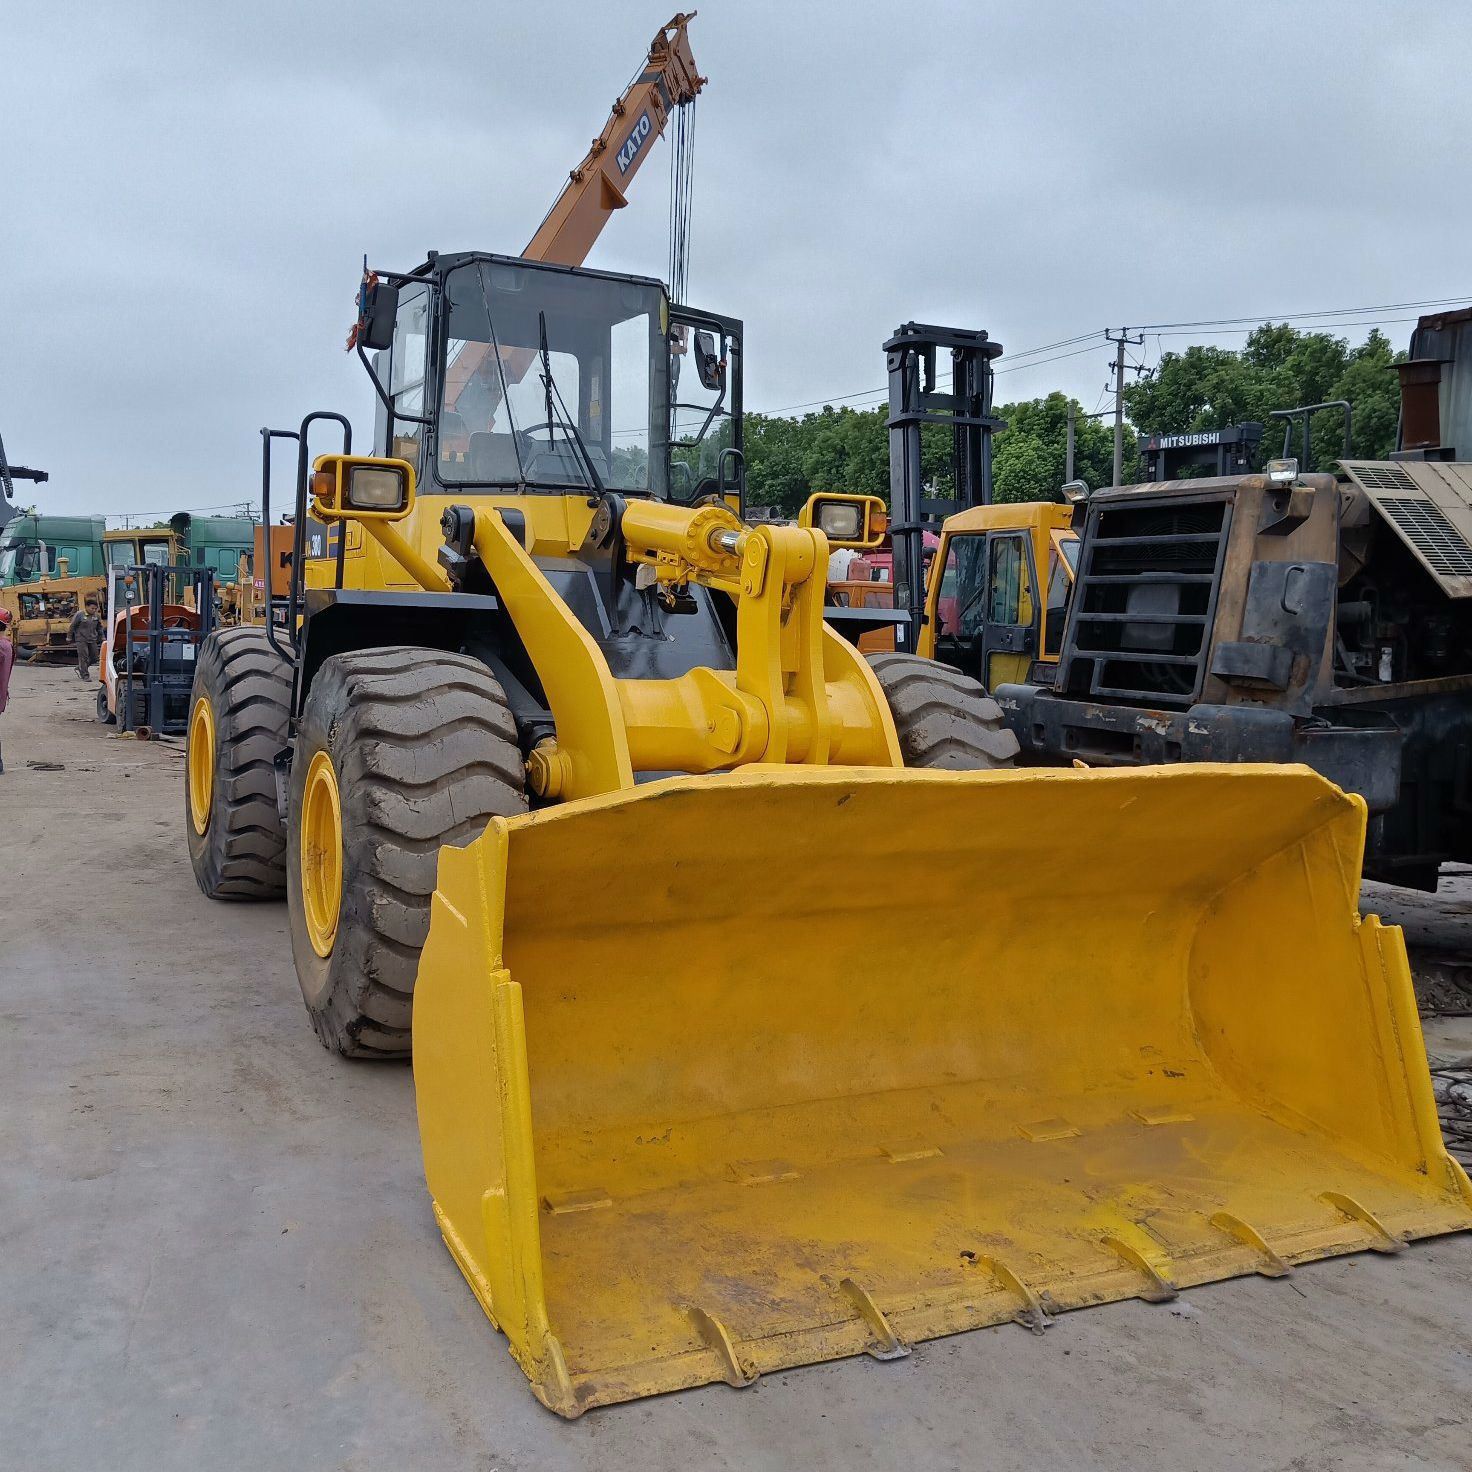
805,492,1080,685
0,567,102,662
919,499,1078,686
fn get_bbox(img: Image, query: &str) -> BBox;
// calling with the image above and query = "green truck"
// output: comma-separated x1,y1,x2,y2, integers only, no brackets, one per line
168,513,255,578
0,514,107,585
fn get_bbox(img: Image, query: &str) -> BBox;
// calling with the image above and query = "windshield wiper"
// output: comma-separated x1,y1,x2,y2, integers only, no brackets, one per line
537,312,605,498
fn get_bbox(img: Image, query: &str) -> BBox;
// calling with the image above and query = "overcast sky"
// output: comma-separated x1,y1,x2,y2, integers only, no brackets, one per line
5,0,1470,518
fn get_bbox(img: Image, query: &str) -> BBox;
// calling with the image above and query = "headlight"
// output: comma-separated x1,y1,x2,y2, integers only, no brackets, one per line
346,465,408,510
1265,457,1299,485
1060,479,1091,504
817,502,863,540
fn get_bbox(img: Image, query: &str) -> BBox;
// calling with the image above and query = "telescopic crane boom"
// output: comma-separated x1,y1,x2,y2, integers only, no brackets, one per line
440,12,705,410
525,11,704,266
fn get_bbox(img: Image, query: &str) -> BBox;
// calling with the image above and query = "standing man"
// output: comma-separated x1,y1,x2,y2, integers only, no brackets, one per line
68,596,103,681
0,606,14,773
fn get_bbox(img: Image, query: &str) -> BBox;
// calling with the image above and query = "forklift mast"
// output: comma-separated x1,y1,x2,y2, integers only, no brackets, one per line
884,323,1004,653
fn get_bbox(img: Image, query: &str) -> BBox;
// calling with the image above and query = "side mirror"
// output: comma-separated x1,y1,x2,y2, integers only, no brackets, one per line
798,493,888,550
356,278,400,353
310,455,416,522
694,330,725,392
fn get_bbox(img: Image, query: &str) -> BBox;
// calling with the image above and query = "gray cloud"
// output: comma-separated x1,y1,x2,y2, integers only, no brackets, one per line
4,0,1468,514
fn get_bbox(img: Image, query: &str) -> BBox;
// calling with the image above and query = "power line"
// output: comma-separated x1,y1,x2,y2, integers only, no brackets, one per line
995,342,1104,375
1136,294,1472,331
748,292,1471,419
750,334,1109,417
1000,329,1106,362
1151,314,1426,339
105,500,258,525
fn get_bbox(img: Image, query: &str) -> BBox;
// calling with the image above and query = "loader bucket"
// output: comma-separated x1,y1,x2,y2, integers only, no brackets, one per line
412,764,1472,1416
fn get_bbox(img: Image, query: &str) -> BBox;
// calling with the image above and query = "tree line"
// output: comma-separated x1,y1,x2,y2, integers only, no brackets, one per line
743,324,1403,515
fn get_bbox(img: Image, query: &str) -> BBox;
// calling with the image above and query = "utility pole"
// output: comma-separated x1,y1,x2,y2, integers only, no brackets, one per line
1066,400,1076,483
1106,328,1144,487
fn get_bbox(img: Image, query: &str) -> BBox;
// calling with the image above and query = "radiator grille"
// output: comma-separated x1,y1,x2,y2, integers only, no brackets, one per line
1352,463,1419,493
1376,496,1472,576
1058,496,1231,707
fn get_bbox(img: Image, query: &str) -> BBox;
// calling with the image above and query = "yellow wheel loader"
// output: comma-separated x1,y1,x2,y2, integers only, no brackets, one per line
182,254,1471,1416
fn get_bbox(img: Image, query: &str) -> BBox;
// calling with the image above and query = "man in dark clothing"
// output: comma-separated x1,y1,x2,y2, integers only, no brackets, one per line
68,598,103,681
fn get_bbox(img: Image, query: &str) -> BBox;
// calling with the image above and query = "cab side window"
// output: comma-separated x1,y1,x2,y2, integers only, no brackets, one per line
390,285,430,475
988,535,1021,623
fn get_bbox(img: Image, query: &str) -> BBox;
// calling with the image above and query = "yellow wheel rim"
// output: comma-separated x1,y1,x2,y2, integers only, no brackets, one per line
187,696,216,837
300,749,344,959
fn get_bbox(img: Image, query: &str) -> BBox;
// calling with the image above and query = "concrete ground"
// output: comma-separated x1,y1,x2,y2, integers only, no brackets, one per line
4,661,1472,1472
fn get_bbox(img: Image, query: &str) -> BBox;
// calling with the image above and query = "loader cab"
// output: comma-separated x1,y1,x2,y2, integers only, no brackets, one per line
367,252,743,508
920,503,1079,688
104,529,179,570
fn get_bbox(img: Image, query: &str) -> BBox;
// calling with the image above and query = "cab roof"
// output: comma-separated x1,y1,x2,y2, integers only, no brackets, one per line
942,501,1076,535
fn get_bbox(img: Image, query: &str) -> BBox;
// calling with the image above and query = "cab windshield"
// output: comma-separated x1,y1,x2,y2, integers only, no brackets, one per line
437,261,669,497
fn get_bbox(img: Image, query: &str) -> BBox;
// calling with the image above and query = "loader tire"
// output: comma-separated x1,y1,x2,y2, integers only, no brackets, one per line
866,651,1020,769
186,627,293,899
287,648,527,1060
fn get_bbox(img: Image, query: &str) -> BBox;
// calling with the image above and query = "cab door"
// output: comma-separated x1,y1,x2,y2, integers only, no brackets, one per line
926,532,985,671
980,531,1039,688
926,529,1040,690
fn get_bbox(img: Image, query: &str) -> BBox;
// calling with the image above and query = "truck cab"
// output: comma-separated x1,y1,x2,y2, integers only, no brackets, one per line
0,514,107,585
170,514,256,581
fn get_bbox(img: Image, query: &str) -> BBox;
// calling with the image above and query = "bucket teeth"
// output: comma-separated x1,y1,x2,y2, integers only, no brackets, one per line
838,1277,909,1360
541,1187,612,1215
729,1159,800,1186
1101,1234,1179,1302
1210,1211,1292,1278
973,1254,1053,1334
1320,1191,1403,1254
1017,1117,1079,1142
688,1306,757,1387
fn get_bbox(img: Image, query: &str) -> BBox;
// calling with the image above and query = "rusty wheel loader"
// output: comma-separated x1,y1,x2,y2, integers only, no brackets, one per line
1000,306,1472,893
174,254,1472,1414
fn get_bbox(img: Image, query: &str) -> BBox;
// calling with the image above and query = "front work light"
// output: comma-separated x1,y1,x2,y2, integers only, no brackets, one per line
817,502,863,540
310,455,417,523
347,465,409,511
797,493,887,550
